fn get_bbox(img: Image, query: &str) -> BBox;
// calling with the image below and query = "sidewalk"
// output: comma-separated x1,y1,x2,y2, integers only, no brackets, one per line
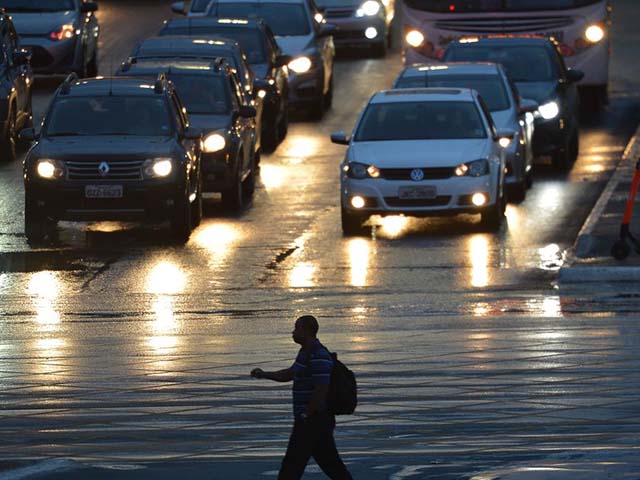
560,125,640,282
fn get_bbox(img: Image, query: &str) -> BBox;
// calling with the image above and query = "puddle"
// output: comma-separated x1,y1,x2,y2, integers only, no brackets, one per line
0,251,93,273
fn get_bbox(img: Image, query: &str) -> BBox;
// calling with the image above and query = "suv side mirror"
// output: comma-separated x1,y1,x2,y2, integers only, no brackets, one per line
183,127,201,140
318,23,338,37
238,105,257,118
19,127,39,142
80,2,98,13
330,131,350,145
13,49,31,66
519,98,538,114
171,1,186,14
275,54,292,67
566,68,585,83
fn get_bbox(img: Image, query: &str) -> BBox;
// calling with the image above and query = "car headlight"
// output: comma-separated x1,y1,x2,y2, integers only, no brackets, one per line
288,56,312,74
538,101,560,120
343,162,379,179
356,0,381,17
455,159,489,177
143,158,173,178
203,133,226,153
36,159,65,179
50,24,75,41
585,24,605,43
405,30,425,48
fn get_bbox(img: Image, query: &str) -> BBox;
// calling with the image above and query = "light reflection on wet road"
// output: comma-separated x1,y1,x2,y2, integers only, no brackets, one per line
1,0,640,477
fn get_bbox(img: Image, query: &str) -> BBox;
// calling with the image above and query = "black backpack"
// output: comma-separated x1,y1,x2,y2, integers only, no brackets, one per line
316,344,357,415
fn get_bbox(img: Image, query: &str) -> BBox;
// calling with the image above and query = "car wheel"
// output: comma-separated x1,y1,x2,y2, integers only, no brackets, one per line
86,50,98,78
243,154,257,199
222,166,244,211
25,193,50,243
278,107,288,140
310,95,325,120
551,131,578,171
508,180,527,204
170,191,193,243
525,171,533,189
480,188,505,231
371,40,387,58
341,206,370,236
190,175,203,228
0,108,17,163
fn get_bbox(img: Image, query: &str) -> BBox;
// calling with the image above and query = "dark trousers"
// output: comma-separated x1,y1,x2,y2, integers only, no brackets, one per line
278,413,353,480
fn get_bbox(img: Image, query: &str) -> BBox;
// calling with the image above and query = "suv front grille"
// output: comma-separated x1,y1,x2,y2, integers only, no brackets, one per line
380,167,454,180
66,160,145,181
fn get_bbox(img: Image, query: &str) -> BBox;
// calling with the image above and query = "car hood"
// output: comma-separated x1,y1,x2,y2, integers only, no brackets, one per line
33,136,176,158
275,35,314,56
11,11,77,36
490,109,515,130
350,139,490,167
514,81,558,105
188,114,231,133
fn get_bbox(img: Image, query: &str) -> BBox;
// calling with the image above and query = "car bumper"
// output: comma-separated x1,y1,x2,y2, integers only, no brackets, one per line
25,180,183,222
287,69,324,107
201,152,235,192
532,117,569,156
328,17,387,47
21,37,80,74
341,175,498,216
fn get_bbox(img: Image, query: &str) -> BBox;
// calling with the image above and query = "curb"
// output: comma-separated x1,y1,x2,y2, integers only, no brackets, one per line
559,125,640,283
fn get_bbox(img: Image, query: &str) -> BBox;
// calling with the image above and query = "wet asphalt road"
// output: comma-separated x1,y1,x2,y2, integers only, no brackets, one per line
1,0,640,478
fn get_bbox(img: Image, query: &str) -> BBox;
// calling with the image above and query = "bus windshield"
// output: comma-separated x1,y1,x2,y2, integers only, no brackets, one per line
405,0,602,12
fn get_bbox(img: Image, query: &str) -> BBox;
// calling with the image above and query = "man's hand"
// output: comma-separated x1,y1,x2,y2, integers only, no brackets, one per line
250,368,265,379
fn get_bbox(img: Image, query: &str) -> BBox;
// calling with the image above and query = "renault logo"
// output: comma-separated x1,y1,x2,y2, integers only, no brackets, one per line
410,168,424,182
98,162,110,177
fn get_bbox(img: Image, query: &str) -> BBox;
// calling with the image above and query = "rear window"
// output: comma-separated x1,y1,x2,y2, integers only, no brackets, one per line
169,75,230,114
213,3,311,36
46,97,173,137
2,0,75,12
355,101,487,141
395,73,511,111
443,45,557,82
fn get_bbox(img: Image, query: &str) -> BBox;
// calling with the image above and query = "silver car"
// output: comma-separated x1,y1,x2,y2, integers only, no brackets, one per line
6,0,99,76
394,62,537,202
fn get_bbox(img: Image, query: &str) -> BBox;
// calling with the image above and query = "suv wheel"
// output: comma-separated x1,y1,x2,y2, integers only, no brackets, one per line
341,206,370,236
1,108,17,163
25,194,52,243
222,168,244,211
170,192,193,243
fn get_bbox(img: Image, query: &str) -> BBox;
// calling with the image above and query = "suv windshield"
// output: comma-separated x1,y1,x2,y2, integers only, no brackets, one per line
46,97,173,137
160,26,266,64
395,73,510,111
1,0,75,12
404,0,602,12
169,75,230,114
443,46,557,82
213,3,311,36
355,101,487,141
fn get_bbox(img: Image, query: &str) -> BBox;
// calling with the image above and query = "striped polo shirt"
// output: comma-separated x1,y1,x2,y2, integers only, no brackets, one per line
291,339,333,419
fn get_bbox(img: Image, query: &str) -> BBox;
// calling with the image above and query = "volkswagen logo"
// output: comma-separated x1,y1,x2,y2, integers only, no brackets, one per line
410,168,424,182
98,162,110,177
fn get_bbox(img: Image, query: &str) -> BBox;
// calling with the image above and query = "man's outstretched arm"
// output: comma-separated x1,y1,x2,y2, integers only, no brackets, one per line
251,367,294,382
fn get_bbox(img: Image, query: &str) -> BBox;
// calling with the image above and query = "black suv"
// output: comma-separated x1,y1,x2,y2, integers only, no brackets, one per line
443,36,583,170
0,11,33,163
21,75,202,243
159,17,290,151
117,57,259,210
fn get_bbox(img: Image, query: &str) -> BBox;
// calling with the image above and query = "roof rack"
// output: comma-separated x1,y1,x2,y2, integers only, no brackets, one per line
154,72,167,94
60,72,79,95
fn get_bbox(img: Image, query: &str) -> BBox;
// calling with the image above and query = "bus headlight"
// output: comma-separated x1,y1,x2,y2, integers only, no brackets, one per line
356,0,381,17
203,133,226,153
405,30,425,48
585,24,605,43
538,101,560,120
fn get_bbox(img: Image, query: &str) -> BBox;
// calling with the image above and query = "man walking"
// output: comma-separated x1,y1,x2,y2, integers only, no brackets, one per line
250,315,353,480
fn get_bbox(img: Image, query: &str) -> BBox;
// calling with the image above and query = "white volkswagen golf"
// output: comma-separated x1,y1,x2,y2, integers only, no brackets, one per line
331,88,514,235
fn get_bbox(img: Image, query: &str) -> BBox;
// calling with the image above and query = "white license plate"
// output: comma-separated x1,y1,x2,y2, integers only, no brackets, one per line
398,186,437,200
85,185,123,199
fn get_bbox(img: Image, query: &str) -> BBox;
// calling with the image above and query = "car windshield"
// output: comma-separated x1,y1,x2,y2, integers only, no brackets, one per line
355,101,487,141
395,73,510,111
443,46,557,82
213,3,311,36
404,0,602,12
46,96,173,137
160,26,266,64
1,0,75,12
169,75,230,114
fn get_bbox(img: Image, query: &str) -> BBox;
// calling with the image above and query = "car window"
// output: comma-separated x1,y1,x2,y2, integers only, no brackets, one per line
46,96,174,137
355,101,487,142
214,3,311,36
1,0,75,12
168,74,231,114
395,73,511,112
444,45,558,82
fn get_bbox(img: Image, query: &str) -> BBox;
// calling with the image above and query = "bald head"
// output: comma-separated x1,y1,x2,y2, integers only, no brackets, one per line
296,315,319,337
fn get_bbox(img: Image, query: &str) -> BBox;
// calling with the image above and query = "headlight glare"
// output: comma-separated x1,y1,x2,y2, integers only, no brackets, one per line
143,158,174,178
538,101,560,120
203,133,226,153
36,159,65,179
405,30,425,48
356,0,381,17
366,165,380,178
50,24,75,41
288,56,312,74
585,24,605,43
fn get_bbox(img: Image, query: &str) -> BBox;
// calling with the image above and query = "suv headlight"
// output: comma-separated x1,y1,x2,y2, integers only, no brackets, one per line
455,159,489,177
288,56,312,74
538,101,560,120
36,159,65,179
143,158,173,178
356,0,381,17
203,133,227,153
343,162,380,179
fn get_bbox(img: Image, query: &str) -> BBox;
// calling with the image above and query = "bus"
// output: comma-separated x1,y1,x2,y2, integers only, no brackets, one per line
401,1,611,109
